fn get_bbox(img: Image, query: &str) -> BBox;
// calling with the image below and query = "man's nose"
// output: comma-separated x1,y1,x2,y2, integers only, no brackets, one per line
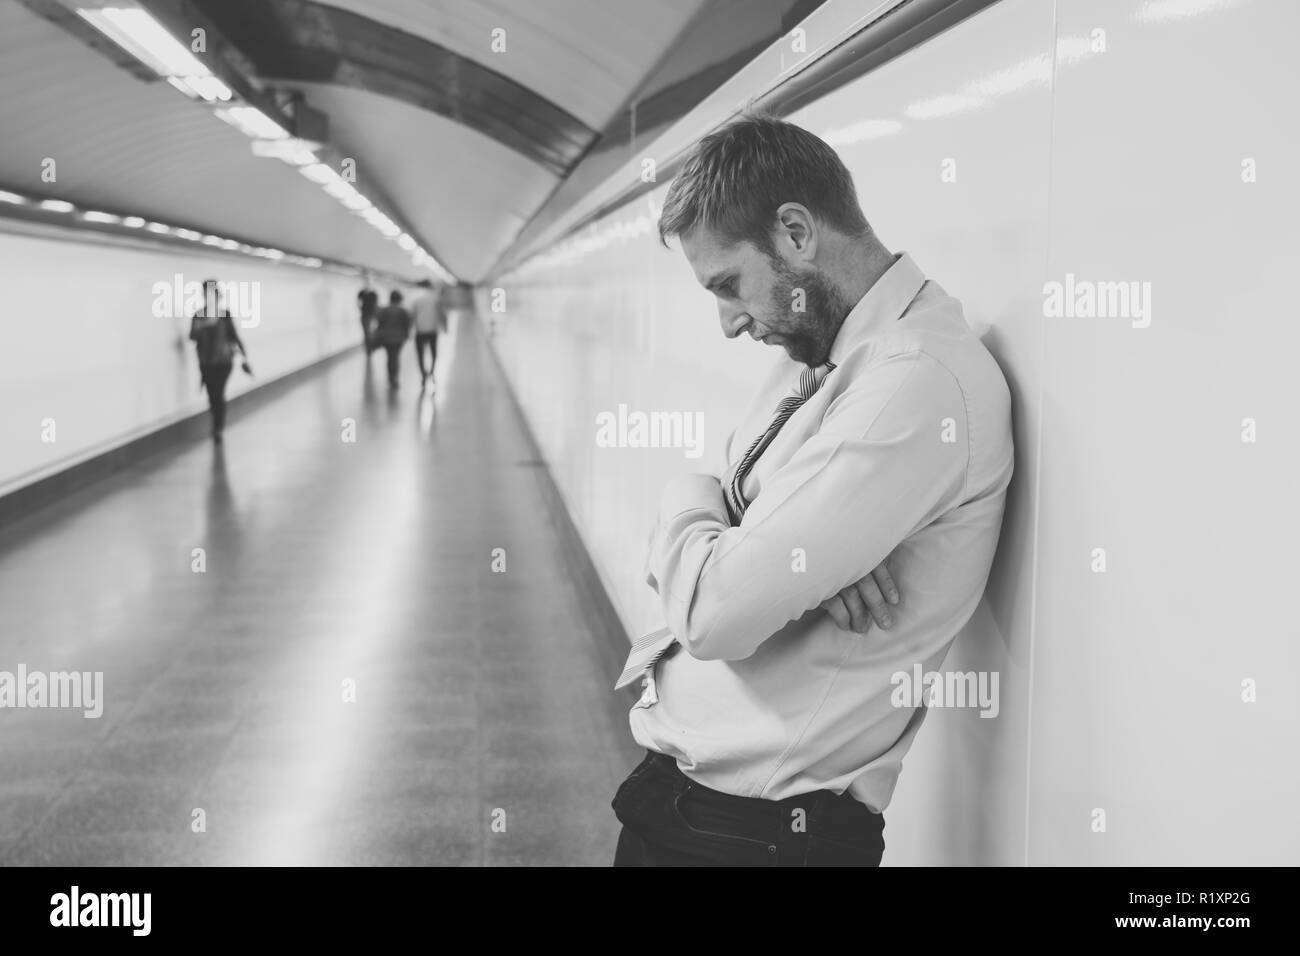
718,302,749,339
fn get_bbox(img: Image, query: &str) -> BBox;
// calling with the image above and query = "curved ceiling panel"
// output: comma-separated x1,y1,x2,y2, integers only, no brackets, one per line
177,0,599,176
293,82,559,281
0,0,430,278
309,0,706,130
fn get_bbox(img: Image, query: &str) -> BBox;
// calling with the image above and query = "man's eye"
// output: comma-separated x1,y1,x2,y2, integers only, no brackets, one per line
718,282,736,297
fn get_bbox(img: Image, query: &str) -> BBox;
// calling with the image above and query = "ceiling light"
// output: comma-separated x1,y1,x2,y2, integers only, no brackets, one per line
76,7,211,77
183,75,232,103
250,138,317,165
122,215,145,227
215,106,289,140
903,94,988,120
39,199,75,213
340,194,371,211
169,74,233,103
146,221,171,234
821,119,902,147
0,190,26,204
397,234,416,251
1136,0,1246,23
323,180,358,200
82,210,121,224
300,163,342,185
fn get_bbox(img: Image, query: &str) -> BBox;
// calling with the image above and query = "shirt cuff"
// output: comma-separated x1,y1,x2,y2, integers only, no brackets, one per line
658,473,727,524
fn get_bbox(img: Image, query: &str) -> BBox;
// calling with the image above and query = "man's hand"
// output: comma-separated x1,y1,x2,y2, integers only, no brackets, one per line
820,559,900,633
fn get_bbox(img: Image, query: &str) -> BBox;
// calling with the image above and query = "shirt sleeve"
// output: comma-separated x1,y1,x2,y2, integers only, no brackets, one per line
645,349,969,662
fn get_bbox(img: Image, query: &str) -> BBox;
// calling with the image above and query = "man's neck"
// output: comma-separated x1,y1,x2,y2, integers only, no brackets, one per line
833,239,896,309
815,239,896,362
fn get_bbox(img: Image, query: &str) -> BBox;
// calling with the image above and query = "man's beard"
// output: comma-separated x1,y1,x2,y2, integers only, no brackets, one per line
767,260,853,366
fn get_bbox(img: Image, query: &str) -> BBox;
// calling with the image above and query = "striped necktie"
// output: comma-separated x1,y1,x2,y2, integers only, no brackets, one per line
614,361,837,691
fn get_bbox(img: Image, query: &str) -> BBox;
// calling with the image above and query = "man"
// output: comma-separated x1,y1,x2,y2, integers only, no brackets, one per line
611,114,1014,866
371,290,413,389
410,279,449,388
357,274,379,355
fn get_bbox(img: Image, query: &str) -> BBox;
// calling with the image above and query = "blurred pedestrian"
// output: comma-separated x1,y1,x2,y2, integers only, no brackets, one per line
372,290,413,389
410,279,449,389
357,274,379,355
189,279,252,442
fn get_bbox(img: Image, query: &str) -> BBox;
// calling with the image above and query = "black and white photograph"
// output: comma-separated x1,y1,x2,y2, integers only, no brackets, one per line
0,0,1294,920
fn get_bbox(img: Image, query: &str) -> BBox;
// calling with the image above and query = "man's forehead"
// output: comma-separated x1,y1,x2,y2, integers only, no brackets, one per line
683,229,750,282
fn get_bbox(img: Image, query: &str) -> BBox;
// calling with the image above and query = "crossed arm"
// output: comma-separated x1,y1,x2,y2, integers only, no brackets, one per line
644,350,967,662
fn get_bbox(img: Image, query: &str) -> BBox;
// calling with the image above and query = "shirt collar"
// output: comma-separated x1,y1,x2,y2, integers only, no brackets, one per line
827,251,926,367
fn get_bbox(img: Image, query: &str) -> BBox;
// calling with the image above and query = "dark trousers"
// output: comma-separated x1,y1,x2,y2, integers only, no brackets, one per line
612,750,885,867
361,316,374,353
383,342,404,385
200,362,233,434
414,332,438,379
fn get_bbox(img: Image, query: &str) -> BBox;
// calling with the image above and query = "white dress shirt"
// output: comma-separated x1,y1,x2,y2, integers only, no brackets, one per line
629,252,1014,812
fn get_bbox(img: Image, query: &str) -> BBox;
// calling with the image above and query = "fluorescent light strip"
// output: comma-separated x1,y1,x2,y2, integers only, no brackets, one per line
215,106,289,141
324,181,358,200
300,163,342,185
76,7,211,77
183,75,233,103
0,183,445,280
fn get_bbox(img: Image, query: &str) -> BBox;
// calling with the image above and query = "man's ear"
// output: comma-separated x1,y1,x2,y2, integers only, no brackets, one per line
775,203,818,261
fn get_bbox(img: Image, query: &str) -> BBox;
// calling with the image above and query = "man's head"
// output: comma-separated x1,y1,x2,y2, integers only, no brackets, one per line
389,290,403,305
658,113,882,366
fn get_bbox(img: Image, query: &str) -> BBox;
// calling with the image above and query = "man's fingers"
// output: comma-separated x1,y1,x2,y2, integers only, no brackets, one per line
854,574,893,629
872,562,900,606
821,595,852,631
838,585,872,633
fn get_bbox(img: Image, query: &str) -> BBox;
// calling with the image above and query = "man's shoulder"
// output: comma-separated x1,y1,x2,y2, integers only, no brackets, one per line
828,322,1010,441
842,292,1008,404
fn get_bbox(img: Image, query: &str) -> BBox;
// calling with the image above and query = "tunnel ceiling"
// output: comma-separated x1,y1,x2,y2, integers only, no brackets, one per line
2,0,825,282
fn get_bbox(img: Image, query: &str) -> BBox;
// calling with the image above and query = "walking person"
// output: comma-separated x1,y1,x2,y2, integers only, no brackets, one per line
410,279,449,389
372,290,413,389
189,279,252,443
357,274,379,355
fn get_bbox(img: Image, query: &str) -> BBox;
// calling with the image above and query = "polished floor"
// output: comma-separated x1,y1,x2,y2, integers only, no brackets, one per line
0,314,641,865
